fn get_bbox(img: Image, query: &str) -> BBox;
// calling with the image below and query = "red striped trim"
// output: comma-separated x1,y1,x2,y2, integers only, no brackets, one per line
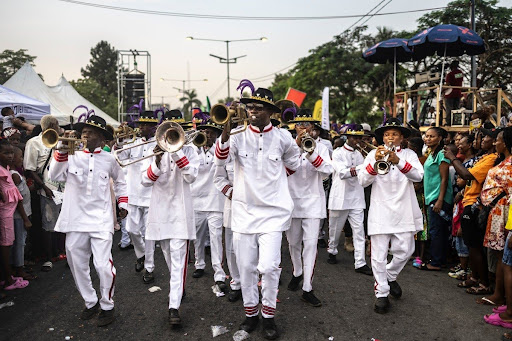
108,259,116,300
311,155,323,168
182,240,189,294
249,125,273,133
261,305,276,316
176,156,189,169
222,185,232,195
53,151,68,162
215,144,229,159
366,163,377,176
350,167,357,177
285,167,296,176
117,196,128,204
400,161,412,174
147,165,159,181
244,305,259,315
343,145,354,152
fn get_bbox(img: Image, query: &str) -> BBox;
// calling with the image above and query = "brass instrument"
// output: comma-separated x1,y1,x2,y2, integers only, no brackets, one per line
42,129,87,155
275,99,298,124
355,140,377,157
211,102,249,135
191,131,207,147
114,121,203,167
114,126,139,145
374,142,395,175
301,133,316,153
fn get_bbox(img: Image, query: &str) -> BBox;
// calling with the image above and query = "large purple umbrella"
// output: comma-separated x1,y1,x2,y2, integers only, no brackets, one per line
363,38,412,94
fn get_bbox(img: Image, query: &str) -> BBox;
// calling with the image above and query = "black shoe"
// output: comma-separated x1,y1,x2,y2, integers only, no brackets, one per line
374,297,390,314
205,245,211,256
80,302,100,320
228,289,242,302
317,239,327,248
143,269,155,284
240,316,259,333
301,290,322,307
192,269,205,278
168,308,182,326
262,317,279,340
327,254,337,264
216,281,228,294
135,256,145,272
118,243,134,251
287,274,303,291
355,264,373,276
97,308,115,327
389,281,402,298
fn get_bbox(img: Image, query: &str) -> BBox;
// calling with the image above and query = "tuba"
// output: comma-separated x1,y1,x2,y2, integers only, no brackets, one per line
210,102,249,135
42,129,87,155
275,99,298,124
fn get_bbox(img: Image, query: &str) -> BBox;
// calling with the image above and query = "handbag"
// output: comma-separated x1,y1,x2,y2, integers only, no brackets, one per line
477,192,507,230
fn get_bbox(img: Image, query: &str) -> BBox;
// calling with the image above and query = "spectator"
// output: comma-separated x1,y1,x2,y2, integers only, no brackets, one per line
443,60,464,126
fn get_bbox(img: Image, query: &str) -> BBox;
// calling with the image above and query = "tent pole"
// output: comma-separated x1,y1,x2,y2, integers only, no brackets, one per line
436,44,447,126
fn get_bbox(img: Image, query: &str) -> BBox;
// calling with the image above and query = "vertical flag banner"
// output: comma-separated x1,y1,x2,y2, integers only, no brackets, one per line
313,100,322,121
321,87,329,130
285,88,307,107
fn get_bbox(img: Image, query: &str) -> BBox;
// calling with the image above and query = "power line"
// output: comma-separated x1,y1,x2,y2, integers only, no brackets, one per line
346,0,387,31
359,0,393,27
57,1,447,21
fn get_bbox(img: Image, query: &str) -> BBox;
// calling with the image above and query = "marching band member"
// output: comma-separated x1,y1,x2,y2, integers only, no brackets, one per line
49,115,128,327
358,118,424,314
190,119,228,294
327,124,373,276
286,109,333,307
141,119,199,327
213,155,242,302
215,88,301,340
113,111,158,283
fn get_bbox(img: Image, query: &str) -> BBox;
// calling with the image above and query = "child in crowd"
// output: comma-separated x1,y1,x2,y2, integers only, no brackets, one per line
0,139,31,291
1,107,16,130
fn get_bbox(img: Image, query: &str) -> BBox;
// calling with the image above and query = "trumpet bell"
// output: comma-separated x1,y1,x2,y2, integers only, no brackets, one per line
157,121,186,153
42,129,87,155
275,99,298,124
301,133,316,153
374,160,391,175
191,131,207,147
211,104,230,125
42,129,59,149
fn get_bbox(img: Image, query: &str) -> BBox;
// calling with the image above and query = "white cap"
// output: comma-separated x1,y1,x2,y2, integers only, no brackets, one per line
361,123,371,132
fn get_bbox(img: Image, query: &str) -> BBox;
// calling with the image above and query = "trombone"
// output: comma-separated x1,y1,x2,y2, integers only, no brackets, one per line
113,126,139,145
211,102,249,135
355,140,377,157
114,121,204,167
42,129,87,155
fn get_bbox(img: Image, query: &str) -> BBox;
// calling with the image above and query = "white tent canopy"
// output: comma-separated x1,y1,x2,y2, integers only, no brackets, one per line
4,62,119,126
0,84,50,122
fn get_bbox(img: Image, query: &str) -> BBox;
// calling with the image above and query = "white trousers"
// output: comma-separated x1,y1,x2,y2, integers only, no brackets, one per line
161,239,190,309
234,231,282,318
126,204,148,259
286,218,319,292
194,211,226,282
371,232,415,298
65,232,116,311
119,218,131,248
225,227,241,290
328,209,366,269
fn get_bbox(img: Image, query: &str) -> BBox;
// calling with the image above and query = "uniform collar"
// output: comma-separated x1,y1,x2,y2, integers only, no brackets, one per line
84,147,102,154
343,144,354,152
249,123,273,134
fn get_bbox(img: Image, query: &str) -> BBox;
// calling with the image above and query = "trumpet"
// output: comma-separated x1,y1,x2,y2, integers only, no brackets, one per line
355,140,377,157
211,102,249,135
301,133,316,153
114,126,139,145
42,129,87,155
374,142,395,175
114,121,203,167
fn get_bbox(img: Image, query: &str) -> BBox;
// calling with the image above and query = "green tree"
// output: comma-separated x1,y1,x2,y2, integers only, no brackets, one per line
81,41,118,95
70,78,117,119
0,49,40,84
180,89,202,120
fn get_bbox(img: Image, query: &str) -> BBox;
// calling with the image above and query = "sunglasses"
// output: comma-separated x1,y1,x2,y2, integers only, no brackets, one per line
246,104,265,112
295,122,312,127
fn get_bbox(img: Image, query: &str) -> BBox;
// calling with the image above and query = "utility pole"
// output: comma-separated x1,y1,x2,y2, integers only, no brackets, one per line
470,0,477,88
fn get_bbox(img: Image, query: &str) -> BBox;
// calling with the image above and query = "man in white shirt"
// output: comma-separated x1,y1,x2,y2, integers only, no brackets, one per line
141,122,199,327
49,115,128,327
286,109,333,307
190,119,227,293
215,88,301,340
113,111,158,282
358,118,424,314
327,124,373,276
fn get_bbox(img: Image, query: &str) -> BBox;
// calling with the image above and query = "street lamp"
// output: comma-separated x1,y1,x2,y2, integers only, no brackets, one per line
159,77,208,95
186,36,268,99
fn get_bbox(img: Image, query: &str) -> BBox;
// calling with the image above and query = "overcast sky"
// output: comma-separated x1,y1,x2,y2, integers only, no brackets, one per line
4,0,511,110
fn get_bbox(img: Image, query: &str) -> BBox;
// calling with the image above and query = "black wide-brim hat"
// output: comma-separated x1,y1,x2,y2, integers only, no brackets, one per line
341,124,369,136
134,110,159,124
240,88,281,113
163,109,192,126
74,115,113,140
374,118,411,139
289,108,320,124
196,119,223,133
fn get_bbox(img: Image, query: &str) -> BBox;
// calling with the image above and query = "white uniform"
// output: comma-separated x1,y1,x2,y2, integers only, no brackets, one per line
215,123,300,318
49,147,128,311
287,143,333,292
358,147,424,298
191,143,226,282
328,144,367,269
142,147,199,309
114,137,157,270
213,158,241,290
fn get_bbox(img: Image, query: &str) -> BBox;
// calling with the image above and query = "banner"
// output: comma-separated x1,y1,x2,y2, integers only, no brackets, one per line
313,100,322,121
285,88,307,107
321,87,329,130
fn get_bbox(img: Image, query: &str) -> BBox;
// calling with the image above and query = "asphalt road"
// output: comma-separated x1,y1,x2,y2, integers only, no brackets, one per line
0,231,505,341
